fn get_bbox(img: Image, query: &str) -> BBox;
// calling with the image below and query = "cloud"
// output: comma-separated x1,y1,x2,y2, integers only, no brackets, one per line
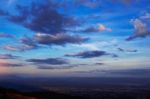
26,58,69,65
37,63,88,70
65,50,117,58
0,61,23,67
0,33,38,51
37,65,76,70
2,35,38,52
3,45,21,51
4,2,78,35
81,24,112,33
3,45,36,51
3,33,86,50
141,13,150,19
126,19,150,41
0,33,15,39
73,43,100,50
95,63,104,65
118,48,138,52
20,35,38,49
0,54,18,59
26,58,91,70
72,39,118,50
0,63,23,67
34,33,88,46
0,1,88,47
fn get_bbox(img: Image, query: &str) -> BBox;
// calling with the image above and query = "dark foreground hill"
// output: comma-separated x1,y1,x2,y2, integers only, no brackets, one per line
1,77,150,99
0,87,150,99
0,87,87,99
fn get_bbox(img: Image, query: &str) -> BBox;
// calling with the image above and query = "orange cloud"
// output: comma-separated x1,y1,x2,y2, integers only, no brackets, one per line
97,24,112,32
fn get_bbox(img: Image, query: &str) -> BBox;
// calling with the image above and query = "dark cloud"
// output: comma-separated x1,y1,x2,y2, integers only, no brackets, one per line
2,36,38,52
118,48,137,52
37,65,76,70
4,2,78,34
95,63,104,65
0,63,23,67
112,54,119,58
3,33,87,50
0,34,38,51
34,33,88,46
27,58,69,65
0,54,18,59
126,19,150,41
65,50,117,58
27,58,90,70
0,1,88,47
118,48,124,52
0,33,38,51
20,35,38,49
82,27,100,33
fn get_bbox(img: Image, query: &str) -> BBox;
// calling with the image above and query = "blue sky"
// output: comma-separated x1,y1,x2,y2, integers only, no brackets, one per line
0,0,150,77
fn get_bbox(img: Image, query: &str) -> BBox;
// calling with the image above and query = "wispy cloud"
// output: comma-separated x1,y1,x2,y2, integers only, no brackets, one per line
0,54,18,59
37,65,76,70
0,33,15,39
80,24,112,33
118,48,138,52
20,35,38,49
26,58,69,65
65,50,117,58
0,60,23,67
3,44,37,51
72,39,118,50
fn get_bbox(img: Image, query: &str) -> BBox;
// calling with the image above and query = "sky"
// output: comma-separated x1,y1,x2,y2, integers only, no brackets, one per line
0,0,150,77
